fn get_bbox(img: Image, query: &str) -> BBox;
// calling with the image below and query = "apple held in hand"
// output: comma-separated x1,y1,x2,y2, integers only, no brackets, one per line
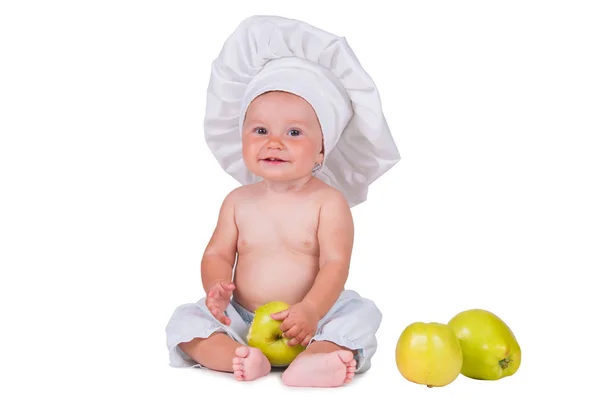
247,301,305,367
395,322,463,388
448,309,521,380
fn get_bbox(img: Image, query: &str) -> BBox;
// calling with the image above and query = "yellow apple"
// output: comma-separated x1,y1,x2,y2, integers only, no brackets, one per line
247,301,305,367
448,309,521,380
395,322,463,387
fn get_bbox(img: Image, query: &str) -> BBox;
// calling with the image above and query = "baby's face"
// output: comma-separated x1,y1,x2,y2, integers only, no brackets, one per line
241,91,324,182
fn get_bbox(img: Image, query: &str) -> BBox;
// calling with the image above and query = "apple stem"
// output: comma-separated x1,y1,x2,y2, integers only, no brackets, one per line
427,385,433,388
499,358,511,369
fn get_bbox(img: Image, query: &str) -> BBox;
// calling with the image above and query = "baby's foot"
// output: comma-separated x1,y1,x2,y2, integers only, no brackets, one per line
281,350,357,388
232,346,271,381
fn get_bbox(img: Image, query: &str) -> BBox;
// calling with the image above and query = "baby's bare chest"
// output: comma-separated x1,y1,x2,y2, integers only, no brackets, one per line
235,203,320,254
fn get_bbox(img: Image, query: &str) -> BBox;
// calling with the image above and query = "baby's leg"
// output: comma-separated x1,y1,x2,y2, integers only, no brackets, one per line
281,290,382,387
179,332,271,381
281,341,357,387
178,332,239,372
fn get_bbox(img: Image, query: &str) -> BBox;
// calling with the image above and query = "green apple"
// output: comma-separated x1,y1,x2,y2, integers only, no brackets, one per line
247,301,305,366
448,309,521,380
395,322,463,388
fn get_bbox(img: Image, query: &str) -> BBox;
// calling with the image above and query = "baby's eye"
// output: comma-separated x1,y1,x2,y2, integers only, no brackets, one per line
288,129,301,137
255,127,267,135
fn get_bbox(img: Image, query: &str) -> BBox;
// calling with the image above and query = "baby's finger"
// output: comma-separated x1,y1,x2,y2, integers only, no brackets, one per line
205,299,215,312
271,309,289,321
279,319,293,335
221,281,236,291
295,331,308,345
215,311,230,326
206,303,222,320
301,334,313,347
283,325,300,341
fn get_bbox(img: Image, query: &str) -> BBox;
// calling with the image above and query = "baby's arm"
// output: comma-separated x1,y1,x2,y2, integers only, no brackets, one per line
302,189,354,318
201,189,239,294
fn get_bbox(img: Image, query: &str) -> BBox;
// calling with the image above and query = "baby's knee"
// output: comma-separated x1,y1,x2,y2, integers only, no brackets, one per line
362,298,382,321
350,295,382,331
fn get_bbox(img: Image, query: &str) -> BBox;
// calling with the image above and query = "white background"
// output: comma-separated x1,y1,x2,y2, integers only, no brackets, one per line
1,1,598,397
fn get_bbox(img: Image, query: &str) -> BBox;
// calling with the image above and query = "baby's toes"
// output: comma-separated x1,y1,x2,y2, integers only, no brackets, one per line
232,362,242,371
234,369,245,381
344,360,357,383
345,368,356,383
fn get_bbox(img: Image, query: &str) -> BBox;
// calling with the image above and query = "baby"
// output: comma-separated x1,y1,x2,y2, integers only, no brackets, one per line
165,15,400,388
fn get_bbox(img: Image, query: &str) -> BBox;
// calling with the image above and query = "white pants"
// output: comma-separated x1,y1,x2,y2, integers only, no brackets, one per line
165,289,382,373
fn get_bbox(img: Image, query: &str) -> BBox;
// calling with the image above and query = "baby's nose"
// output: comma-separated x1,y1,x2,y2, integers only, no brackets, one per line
266,136,283,149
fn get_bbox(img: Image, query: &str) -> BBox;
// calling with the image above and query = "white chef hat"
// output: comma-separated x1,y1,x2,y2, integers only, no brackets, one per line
204,15,401,207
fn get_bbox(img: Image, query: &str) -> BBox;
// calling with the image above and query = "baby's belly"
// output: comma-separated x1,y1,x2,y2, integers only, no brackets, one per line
232,252,319,312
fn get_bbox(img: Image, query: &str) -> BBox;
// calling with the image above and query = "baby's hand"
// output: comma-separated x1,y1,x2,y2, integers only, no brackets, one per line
271,301,319,347
206,281,235,326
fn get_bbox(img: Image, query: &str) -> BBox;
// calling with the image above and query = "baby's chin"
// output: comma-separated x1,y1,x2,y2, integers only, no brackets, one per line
250,165,314,181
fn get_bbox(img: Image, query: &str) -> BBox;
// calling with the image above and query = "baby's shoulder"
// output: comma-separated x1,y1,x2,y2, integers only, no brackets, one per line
312,178,350,208
221,184,258,204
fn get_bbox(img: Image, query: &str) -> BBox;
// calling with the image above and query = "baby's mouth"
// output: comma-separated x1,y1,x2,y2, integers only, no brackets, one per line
261,157,288,164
